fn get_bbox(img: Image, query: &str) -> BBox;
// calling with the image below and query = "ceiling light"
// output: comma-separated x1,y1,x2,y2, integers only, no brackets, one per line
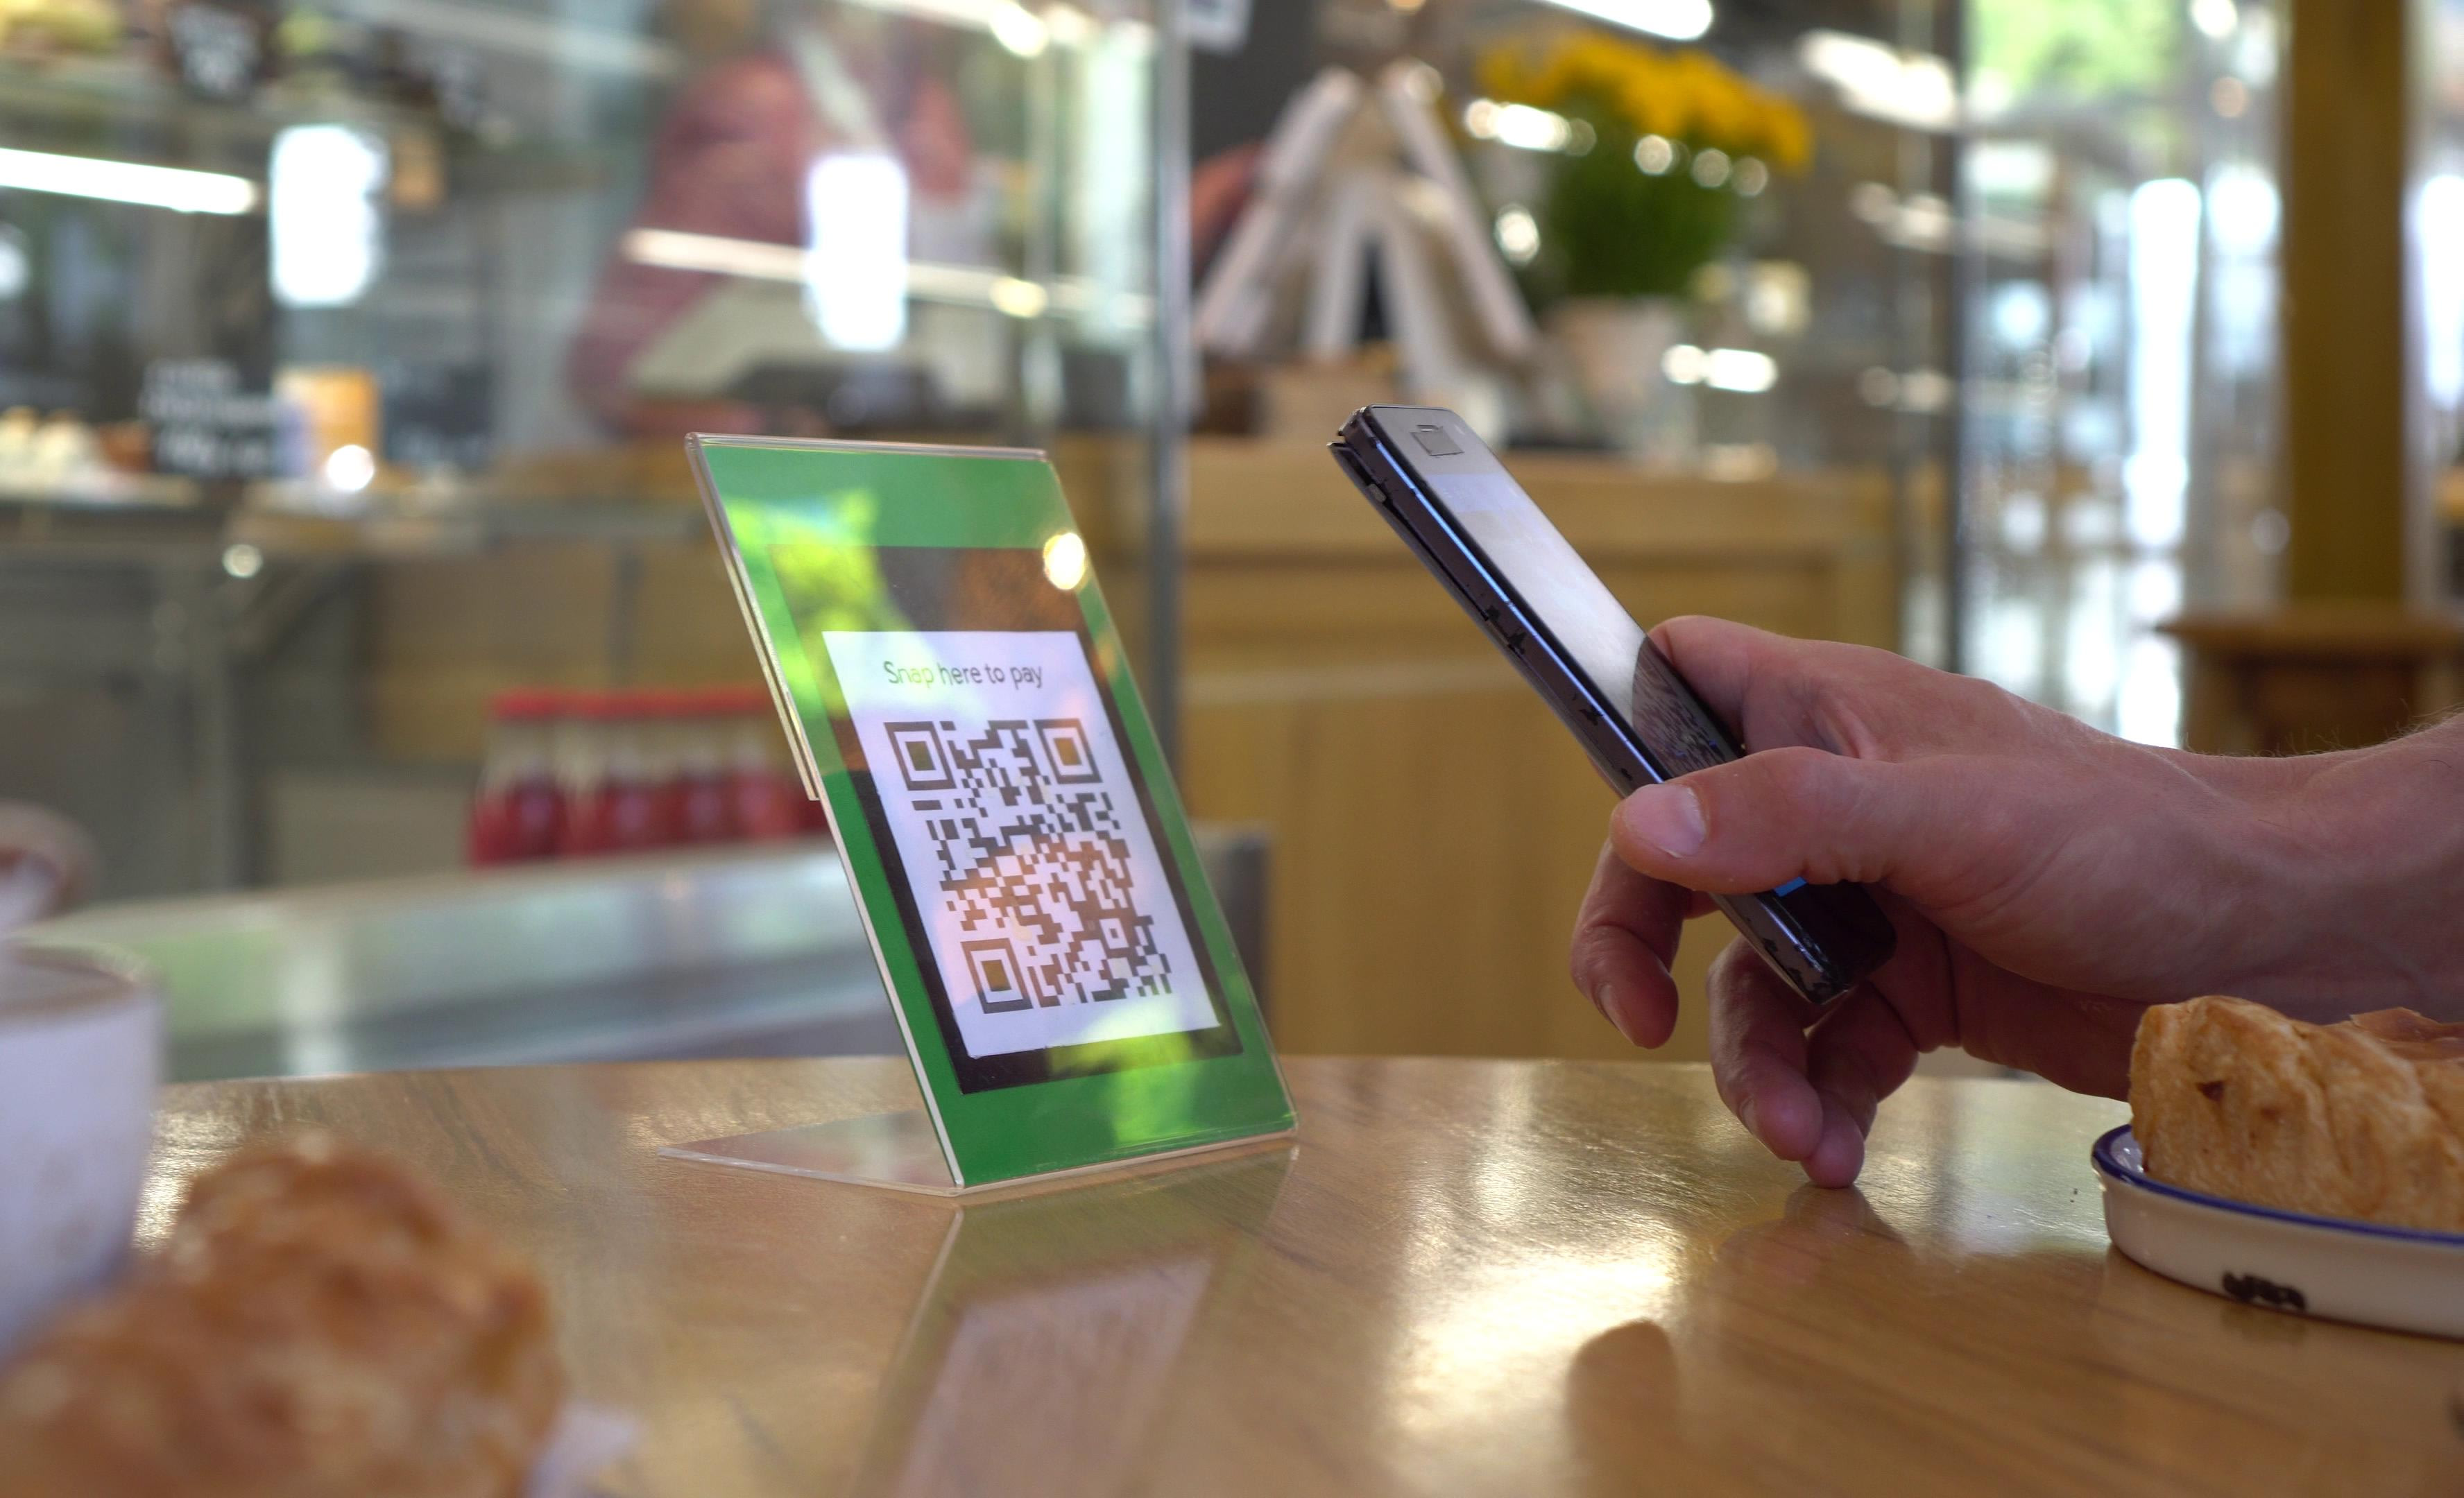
988,1,1047,57
804,153,909,352
1704,348,1777,393
1798,30,1956,131
271,125,388,307
0,146,257,215
1532,0,1711,42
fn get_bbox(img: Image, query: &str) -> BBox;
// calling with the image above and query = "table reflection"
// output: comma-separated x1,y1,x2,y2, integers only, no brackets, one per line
1562,1185,2464,1495
849,1148,1293,1497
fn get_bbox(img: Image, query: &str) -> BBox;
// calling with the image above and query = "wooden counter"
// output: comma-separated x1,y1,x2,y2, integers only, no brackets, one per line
142,1058,2464,1496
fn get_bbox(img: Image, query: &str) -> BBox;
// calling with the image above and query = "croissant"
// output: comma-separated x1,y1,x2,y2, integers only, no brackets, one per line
2130,995,2464,1233
0,1134,562,1497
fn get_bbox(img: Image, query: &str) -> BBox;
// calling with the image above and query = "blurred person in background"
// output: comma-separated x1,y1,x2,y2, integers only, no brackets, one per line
0,804,96,926
566,0,974,436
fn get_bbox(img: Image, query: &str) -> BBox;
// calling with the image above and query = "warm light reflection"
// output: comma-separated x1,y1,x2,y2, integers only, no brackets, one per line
1041,531,1089,591
989,276,1050,319
1661,345,1777,393
1494,205,1541,265
1383,1249,1686,1452
1463,98,1589,155
322,444,377,493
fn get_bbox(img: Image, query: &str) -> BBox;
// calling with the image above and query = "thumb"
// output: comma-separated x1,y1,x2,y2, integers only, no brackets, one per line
1608,748,1937,895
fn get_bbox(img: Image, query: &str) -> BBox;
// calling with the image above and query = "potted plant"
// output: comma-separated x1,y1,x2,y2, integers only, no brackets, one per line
1480,34,1808,460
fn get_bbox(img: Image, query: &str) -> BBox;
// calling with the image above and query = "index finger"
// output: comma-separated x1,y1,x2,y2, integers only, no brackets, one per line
1646,615,1790,736
1569,841,1695,1049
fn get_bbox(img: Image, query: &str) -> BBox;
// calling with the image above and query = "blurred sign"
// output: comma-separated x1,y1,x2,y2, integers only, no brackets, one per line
383,361,493,473
141,360,283,481
1186,0,1252,53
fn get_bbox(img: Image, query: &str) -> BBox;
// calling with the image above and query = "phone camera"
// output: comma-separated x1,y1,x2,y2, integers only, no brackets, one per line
1411,424,1462,458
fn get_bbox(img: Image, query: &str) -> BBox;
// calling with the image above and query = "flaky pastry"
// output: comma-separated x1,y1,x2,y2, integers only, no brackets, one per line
2130,995,2464,1233
0,1134,562,1497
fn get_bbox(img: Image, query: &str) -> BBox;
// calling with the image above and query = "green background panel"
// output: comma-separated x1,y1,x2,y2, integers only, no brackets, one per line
690,437,1294,1185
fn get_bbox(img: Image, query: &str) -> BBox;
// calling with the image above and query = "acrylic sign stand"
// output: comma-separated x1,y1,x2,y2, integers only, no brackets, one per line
662,436,1295,1196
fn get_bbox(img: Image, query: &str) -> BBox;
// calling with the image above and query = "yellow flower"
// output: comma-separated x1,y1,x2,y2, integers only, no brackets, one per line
1763,104,1813,173
1477,31,1817,173
1621,78,1686,141
1477,50,1525,101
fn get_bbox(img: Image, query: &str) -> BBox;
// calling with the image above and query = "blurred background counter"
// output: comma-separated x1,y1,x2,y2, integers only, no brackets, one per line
17,436,1885,1068
8,0,2464,1080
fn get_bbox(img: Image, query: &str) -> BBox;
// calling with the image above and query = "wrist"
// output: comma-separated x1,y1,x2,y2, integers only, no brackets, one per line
2212,725,2464,1019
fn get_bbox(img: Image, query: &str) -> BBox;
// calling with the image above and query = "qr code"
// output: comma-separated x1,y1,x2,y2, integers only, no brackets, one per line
884,717,1175,1013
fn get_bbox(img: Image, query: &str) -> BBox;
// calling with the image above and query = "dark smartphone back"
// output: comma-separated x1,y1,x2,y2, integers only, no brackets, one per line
1330,404,1895,1007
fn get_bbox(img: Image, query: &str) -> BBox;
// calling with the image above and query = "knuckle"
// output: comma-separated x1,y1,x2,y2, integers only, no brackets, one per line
1566,923,1627,990
1755,746,1843,818
1704,936,1759,998
1566,931,1604,989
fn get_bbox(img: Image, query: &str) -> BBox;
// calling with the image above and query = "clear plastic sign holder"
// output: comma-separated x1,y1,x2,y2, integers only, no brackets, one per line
663,437,1294,1196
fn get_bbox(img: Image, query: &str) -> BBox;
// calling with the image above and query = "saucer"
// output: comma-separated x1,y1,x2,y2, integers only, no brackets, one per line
2095,1124,2464,1338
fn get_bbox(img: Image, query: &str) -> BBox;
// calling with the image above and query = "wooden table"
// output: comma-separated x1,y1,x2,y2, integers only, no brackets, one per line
146,1058,2464,1496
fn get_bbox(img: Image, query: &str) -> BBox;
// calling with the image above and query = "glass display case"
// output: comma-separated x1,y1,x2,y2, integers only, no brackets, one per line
1392,0,2285,746
1949,0,2283,743
0,0,1185,897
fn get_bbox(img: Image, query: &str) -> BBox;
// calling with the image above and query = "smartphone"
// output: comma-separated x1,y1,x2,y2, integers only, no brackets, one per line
1329,404,1895,1006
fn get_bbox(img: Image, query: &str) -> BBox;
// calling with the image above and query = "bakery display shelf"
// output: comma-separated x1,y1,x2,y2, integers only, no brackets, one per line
0,53,617,189
0,52,432,139
230,491,710,559
0,471,203,510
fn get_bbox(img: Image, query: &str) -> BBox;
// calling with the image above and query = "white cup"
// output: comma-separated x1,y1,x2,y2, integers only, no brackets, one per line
0,945,160,1357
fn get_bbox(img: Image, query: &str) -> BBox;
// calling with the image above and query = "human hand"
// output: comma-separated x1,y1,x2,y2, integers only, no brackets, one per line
1567,617,2304,1187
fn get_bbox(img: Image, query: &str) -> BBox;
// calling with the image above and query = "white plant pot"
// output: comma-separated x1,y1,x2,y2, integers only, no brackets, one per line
1548,296,1699,466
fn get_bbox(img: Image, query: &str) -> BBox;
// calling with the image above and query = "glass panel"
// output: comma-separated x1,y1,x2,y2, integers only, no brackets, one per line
0,0,1175,897
1953,0,2282,743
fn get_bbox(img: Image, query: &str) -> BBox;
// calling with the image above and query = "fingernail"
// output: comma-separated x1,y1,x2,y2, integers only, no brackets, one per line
1618,784,1706,858
1600,985,1644,1046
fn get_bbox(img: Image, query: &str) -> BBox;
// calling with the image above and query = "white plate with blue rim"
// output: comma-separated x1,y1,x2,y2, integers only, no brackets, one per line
2094,1124,2464,1338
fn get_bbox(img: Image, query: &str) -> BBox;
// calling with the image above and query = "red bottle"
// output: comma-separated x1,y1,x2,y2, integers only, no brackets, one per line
667,689,734,845
715,686,807,840
560,691,672,855
468,689,566,865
